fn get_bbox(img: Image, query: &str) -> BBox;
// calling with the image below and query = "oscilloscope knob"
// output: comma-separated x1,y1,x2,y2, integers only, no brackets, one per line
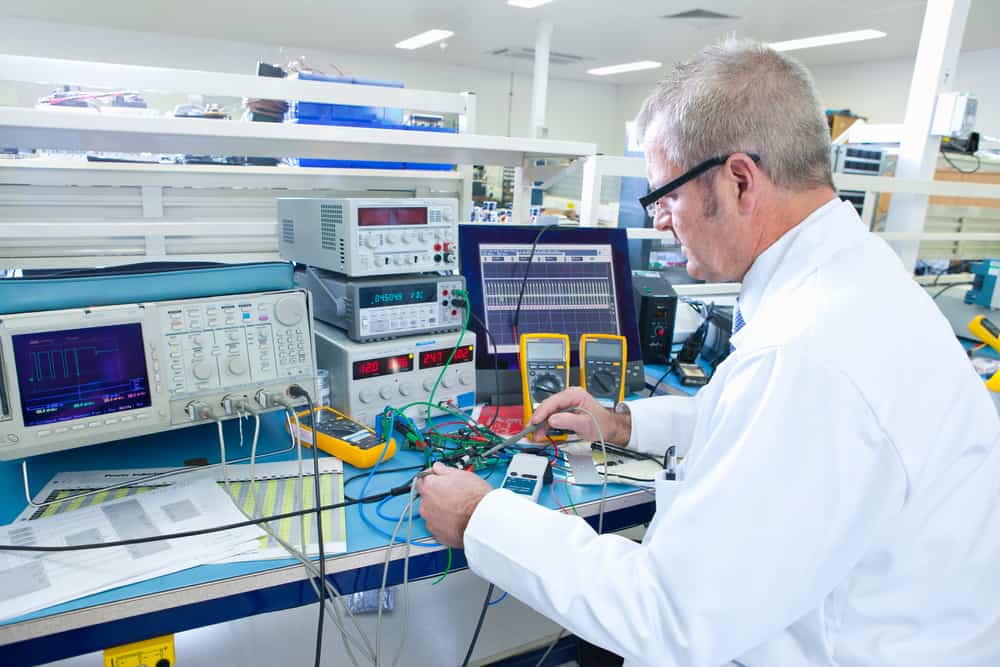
365,235,379,249
459,371,473,386
402,231,415,243
422,378,435,392
274,296,305,327
359,388,376,404
192,362,213,381
227,358,248,376
386,232,399,244
418,231,430,242
378,385,394,400
441,375,455,389
399,381,415,397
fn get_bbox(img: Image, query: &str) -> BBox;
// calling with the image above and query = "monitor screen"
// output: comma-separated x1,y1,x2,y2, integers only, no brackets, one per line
459,226,640,371
13,323,152,428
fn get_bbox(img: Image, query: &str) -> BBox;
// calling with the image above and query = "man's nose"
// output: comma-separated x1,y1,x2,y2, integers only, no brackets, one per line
653,209,672,233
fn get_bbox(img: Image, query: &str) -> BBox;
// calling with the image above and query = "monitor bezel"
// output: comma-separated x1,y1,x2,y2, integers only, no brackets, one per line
458,225,640,372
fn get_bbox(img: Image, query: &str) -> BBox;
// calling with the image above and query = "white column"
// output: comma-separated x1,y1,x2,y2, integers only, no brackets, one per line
530,20,553,140
884,0,971,271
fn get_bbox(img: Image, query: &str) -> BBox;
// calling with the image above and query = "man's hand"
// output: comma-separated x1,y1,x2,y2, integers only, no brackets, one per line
415,463,493,549
530,387,631,445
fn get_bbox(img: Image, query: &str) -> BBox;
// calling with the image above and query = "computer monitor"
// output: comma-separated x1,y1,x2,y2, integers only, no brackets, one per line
459,225,644,403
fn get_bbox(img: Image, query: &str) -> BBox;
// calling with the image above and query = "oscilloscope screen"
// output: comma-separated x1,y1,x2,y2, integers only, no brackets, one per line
12,323,152,427
480,244,621,353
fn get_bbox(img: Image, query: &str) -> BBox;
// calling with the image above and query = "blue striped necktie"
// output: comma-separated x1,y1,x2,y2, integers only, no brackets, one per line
730,299,745,353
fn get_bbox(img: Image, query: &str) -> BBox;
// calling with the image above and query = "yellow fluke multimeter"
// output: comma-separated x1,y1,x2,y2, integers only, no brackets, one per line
968,315,1000,392
519,333,570,439
290,406,396,468
579,333,627,407
969,315,1000,352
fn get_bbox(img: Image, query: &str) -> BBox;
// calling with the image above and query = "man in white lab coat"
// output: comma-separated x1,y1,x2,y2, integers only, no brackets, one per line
416,38,1000,666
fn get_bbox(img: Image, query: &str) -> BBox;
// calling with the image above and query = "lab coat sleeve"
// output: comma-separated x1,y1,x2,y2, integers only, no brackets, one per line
624,393,699,457
463,347,907,667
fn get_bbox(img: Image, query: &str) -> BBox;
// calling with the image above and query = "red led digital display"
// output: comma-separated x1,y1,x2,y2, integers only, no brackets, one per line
352,353,414,379
357,206,428,227
419,345,474,369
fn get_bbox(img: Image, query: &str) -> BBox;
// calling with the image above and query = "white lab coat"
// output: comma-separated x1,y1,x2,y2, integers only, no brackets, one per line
463,199,1000,666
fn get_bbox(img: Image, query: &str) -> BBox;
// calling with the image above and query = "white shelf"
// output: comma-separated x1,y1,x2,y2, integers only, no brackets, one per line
0,159,465,189
0,107,596,167
0,54,474,115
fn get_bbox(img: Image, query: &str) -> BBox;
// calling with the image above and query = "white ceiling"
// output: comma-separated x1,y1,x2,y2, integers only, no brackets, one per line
1,0,999,84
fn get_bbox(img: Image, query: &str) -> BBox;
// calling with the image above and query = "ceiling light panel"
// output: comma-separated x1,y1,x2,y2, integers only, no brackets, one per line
395,29,454,50
588,61,662,76
768,29,887,52
507,0,555,7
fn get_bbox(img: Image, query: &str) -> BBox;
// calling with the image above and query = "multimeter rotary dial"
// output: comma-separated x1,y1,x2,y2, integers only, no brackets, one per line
588,369,617,395
531,373,564,398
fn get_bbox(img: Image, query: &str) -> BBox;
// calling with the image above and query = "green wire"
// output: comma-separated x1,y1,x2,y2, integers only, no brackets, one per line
562,479,580,516
431,547,453,585
424,288,471,422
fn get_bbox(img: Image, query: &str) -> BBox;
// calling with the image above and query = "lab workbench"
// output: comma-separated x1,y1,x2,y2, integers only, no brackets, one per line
0,410,655,665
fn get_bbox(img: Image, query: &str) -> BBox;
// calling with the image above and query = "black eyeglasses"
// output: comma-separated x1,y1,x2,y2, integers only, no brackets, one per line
639,153,761,217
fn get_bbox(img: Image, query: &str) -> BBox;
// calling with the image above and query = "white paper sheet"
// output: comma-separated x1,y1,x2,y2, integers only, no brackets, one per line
0,478,265,621
16,460,347,561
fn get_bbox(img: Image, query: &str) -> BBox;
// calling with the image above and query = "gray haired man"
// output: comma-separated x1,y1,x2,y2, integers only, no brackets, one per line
417,39,1000,667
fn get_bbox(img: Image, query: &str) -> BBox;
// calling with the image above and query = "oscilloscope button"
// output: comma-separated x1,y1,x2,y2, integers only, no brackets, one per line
37,430,51,438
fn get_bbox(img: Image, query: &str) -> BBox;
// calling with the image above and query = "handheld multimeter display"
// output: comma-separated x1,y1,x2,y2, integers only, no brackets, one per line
520,334,570,440
291,406,396,468
580,334,627,407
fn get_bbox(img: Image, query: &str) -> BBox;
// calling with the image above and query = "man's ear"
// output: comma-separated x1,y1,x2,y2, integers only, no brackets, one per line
727,153,759,215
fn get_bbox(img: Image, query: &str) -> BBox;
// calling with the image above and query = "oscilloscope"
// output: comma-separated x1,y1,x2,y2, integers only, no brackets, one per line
0,289,315,460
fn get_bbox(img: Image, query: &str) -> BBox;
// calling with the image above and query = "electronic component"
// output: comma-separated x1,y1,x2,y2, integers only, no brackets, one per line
579,334,627,408
965,260,1000,310
0,289,315,459
289,406,396,468
674,361,709,387
277,197,458,277
314,321,475,427
459,225,645,402
631,270,677,364
520,333,570,435
295,267,465,342
500,453,550,502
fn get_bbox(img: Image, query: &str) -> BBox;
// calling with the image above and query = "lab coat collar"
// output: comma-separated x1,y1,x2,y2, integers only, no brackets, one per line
731,197,855,348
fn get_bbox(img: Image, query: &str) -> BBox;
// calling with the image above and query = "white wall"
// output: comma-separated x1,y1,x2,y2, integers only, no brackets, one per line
0,16,622,156
615,47,1000,151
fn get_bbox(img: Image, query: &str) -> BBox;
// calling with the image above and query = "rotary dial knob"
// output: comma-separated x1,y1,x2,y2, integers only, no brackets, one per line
274,296,305,326
192,361,213,381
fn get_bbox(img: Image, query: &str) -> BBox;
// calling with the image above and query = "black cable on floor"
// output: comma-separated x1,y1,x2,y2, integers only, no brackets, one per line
461,583,495,667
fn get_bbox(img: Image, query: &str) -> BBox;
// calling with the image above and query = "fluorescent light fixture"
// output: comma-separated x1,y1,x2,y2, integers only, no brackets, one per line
769,29,886,52
507,0,555,7
395,29,454,50
587,60,662,76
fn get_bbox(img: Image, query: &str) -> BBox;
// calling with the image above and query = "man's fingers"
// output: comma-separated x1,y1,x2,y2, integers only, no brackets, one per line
547,411,591,433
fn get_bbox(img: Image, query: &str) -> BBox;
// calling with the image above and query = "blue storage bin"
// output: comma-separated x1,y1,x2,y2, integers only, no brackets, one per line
290,118,458,171
289,72,404,126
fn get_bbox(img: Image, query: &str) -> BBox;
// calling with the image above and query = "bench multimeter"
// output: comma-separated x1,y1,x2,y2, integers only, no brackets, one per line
579,333,627,407
290,406,396,468
500,453,550,502
519,333,571,440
